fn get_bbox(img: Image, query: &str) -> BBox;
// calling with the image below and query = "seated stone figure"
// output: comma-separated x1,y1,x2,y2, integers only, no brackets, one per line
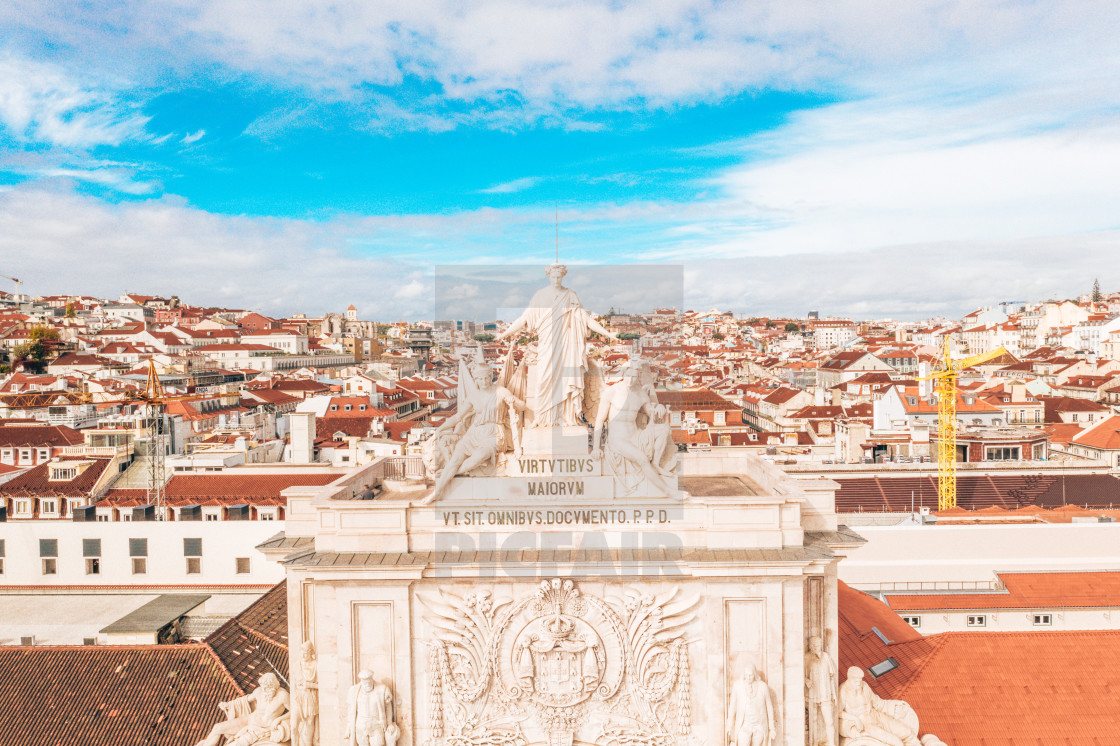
195,672,291,746
838,667,920,746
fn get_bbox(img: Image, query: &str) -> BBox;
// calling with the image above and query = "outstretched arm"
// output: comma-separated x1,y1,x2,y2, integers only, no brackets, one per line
585,312,616,341
496,310,531,342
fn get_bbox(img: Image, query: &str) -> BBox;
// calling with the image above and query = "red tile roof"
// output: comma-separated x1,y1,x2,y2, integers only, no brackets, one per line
205,582,289,692
0,457,112,498
1070,415,1120,450
885,571,1120,611
894,630,1120,745
99,472,341,507
0,421,83,448
0,643,241,745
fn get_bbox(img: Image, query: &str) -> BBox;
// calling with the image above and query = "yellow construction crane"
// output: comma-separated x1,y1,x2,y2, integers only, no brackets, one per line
920,340,1010,511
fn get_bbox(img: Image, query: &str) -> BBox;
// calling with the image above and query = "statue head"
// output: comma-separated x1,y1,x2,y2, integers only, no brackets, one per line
846,666,864,684
358,668,375,692
259,672,280,694
470,359,495,388
809,635,823,654
545,264,567,287
302,640,315,660
742,664,758,684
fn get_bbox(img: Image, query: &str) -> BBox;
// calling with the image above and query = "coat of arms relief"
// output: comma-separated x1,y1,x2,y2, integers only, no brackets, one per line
421,579,697,746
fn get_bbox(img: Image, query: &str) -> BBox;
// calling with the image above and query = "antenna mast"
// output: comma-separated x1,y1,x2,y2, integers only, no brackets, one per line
555,205,558,263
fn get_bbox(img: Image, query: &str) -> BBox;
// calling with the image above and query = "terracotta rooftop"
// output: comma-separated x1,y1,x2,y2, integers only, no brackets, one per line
885,570,1120,611
0,421,83,448
0,643,240,745
834,473,1120,513
99,472,341,507
205,581,289,693
0,457,112,498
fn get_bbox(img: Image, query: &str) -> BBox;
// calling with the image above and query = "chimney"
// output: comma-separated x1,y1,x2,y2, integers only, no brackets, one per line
289,411,316,464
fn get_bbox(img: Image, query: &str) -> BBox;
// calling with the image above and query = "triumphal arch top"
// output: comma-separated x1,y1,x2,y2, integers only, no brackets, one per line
258,265,880,746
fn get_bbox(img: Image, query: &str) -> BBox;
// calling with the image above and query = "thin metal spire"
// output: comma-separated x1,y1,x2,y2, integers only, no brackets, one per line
555,205,558,263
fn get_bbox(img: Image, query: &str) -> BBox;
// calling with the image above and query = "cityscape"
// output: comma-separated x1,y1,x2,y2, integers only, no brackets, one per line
3,2,1118,746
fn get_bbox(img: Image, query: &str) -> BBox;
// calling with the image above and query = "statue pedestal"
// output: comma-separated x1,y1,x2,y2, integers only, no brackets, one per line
281,452,861,746
519,425,591,457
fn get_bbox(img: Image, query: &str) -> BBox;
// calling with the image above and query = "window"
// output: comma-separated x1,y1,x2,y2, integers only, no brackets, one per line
186,557,201,574
40,499,57,514
85,558,100,575
966,614,987,627
1072,413,1079,422
38,448,49,461
96,514,109,522
1034,410,1041,422
183,538,202,556
1033,613,1052,626
0,539,4,575
986,447,1021,461
132,557,147,574
19,448,31,463
235,557,251,574
205,513,219,521
83,638,97,646
902,615,921,628
329,404,338,411
15,499,30,515
39,539,58,558
49,468,76,482
42,558,57,575
713,411,726,426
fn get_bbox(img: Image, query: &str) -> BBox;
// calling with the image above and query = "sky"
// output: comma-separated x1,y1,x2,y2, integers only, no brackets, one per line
1,1,1119,320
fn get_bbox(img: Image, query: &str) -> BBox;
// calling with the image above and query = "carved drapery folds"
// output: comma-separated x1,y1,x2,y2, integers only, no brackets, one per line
422,579,696,746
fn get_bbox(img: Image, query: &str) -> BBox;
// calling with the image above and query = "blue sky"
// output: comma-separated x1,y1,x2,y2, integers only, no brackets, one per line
2,1,1119,319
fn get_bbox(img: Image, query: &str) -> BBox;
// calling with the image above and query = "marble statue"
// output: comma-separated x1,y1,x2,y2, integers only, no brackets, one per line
591,360,677,495
422,357,526,502
805,636,837,746
838,667,920,746
495,264,617,427
727,664,774,746
195,672,291,746
344,669,399,746
291,641,319,746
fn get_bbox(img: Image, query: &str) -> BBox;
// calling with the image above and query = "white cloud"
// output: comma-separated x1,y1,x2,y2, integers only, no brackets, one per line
181,129,205,144
8,1,1119,127
0,55,149,147
479,176,541,194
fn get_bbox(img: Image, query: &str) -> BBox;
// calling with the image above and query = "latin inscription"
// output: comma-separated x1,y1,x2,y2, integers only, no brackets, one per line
518,458,596,474
440,509,672,527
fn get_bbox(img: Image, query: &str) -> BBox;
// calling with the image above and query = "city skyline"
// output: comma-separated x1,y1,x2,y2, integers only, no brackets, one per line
2,2,1119,318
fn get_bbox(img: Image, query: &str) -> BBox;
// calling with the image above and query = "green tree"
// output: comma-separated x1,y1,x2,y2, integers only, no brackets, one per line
712,332,725,341
1092,278,1103,302
64,302,76,318
784,322,800,333
618,331,641,340
12,325,61,373
472,333,495,342
765,321,776,329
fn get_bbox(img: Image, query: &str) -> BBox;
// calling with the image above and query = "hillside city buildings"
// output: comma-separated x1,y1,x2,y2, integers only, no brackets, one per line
2,283,1120,743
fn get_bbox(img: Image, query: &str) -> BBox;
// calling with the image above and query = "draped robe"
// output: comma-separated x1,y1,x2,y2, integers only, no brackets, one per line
514,285,594,427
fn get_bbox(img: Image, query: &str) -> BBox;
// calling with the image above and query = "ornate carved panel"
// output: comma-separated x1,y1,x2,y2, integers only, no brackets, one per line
421,579,696,746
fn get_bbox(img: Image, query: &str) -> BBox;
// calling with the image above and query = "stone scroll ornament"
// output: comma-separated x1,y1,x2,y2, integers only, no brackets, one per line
421,579,697,746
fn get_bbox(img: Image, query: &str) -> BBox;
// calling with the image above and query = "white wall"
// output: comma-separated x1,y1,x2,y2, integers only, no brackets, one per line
0,520,286,587
892,606,1120,635
840,523,1120,589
